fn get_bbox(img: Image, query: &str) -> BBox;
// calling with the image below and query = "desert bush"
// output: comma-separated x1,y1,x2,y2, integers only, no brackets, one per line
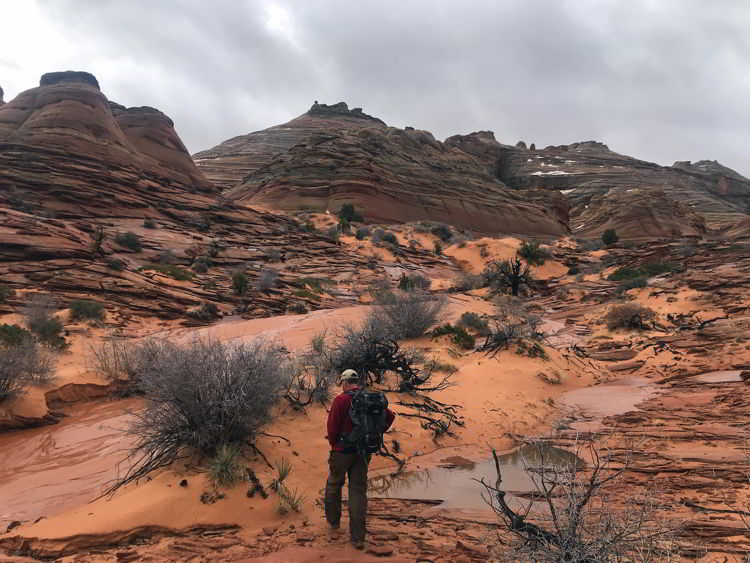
452,272,484,292
431,324,476,349
232,270,250,295
114,231,143,252
142,218,157,229
284,350,337,409
602,228,619,246
264,249,283,262
567,265,580,275
92,337,167,390
24,294,66,349
434,241,443,255
338,218,351,233
338,203,363,223
0,341,55,401
479,302,544,355
482,435,677,562
456,312,490,335
186,302,220,322
204,443,244,488
157,249,177,265
382,230,398,245
0,284,15,303
0,324,33,347
108,337,290,492
431,223,453,242
616,276,648,294
140,264,194,281
287,303,308,314
191,256,211,273
256,268,279,292
373,290,446,339
90,226,106,254
69,299,105,321
208,239,223,258
578,238,604,252
608,261,677,282
605,303,657,330
324,225,340,240
518,240,549,266
355,227,370,240
107,258,126,271
398,272,431,291
515,339,547,359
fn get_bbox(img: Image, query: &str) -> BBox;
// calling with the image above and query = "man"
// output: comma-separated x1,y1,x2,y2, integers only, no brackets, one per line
325,369,395,550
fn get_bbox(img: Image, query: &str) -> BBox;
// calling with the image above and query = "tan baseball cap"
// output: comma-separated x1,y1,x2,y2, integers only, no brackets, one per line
338,369,360,384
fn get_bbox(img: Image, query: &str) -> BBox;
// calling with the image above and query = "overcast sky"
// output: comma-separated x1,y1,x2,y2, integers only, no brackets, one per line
1,0,748,176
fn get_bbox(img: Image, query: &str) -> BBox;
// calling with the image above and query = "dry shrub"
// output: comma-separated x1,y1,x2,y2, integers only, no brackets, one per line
0,341,55,401
256,268,279,292
24,293,66,348
483,435,679,562
108,337,290,493
604,303,657,330
373,290,445,339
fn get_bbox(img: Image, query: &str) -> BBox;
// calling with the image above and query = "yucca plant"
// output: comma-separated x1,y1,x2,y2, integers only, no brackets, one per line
204,443,244,488
270,458,293,492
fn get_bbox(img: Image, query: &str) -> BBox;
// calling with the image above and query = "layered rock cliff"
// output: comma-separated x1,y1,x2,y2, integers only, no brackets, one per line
195,103,569,237
470,138,750,230
0,71,213,219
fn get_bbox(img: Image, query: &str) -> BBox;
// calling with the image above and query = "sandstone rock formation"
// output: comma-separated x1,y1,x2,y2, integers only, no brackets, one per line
195,103,569,237
0,71,213,219
571,189,707,239
474,138,750,231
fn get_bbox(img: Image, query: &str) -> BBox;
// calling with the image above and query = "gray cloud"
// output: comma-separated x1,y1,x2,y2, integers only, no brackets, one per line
2,0,748,176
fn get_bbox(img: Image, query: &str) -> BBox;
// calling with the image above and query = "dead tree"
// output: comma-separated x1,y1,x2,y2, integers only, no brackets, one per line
483,256,532,297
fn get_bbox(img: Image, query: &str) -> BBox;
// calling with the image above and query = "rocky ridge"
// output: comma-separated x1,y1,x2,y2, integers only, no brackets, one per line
478,137,750,232
195,103,569,237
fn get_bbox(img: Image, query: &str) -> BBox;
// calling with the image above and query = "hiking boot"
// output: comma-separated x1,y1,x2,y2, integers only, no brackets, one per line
328,520,340,530
352,540,365,550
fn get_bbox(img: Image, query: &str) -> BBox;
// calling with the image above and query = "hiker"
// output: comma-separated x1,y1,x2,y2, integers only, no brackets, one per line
325,369,395,550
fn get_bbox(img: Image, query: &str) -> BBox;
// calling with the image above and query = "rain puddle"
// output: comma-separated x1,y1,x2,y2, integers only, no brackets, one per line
692,370,742,383
369,445,581,509
0,399,140,529
560,377,658,420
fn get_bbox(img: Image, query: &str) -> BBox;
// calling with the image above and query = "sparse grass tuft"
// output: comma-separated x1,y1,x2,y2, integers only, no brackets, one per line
114,231,143,252
139,264,194,281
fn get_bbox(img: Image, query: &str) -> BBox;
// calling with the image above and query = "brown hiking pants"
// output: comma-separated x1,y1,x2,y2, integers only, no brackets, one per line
324,450,371,542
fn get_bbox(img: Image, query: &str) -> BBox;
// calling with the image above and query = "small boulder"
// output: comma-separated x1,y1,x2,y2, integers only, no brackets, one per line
368,544,394,557
262,526,277,536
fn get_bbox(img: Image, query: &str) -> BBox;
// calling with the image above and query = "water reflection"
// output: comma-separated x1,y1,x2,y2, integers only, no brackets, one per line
369,445,581,509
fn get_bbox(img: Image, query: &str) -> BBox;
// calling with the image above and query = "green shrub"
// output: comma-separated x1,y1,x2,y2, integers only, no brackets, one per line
338,218,351,233
24,295,67,349
114,231,143,252
355,227,370,240
567,266,580,275
602,229,619,247
430,324,475,349
398,273,431,291
431,224,453,242
518,240,549,266
338,204,363,223
142,219,157,229
139,264,194,281
232,270,250,295
324,225,340,240
294,288,321,301
0,284,15,303
608,261,678,282
616,276,647,293
382,231,398,245
0,324,34,347
69,299,105,321
107,258,126,271
434,241,443,255
456,312,490,335
192,257,210,273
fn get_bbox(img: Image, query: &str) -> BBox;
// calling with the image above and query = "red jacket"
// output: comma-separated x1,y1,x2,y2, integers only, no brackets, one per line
327,388,395,452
